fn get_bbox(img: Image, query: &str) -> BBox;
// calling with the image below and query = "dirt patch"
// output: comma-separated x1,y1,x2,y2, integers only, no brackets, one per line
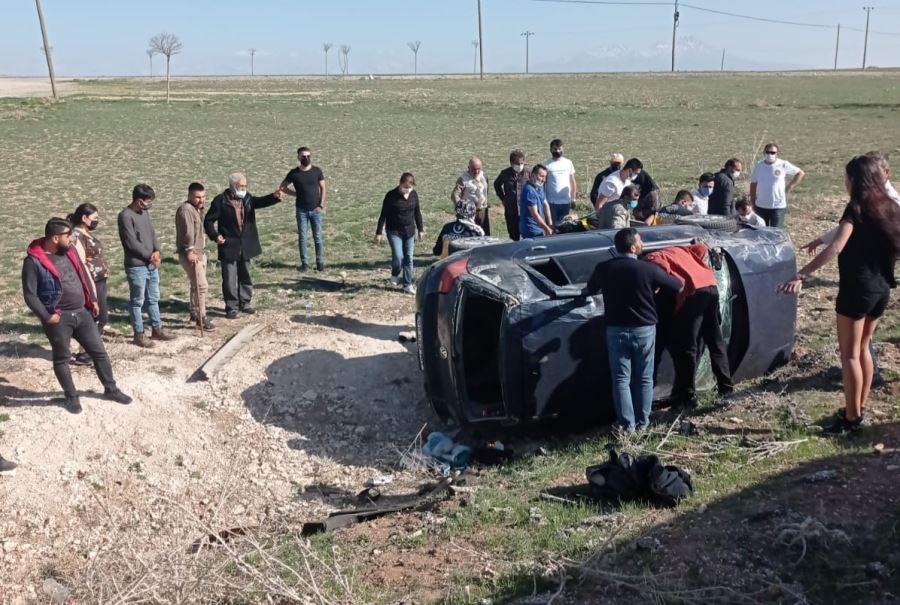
0,77,74,98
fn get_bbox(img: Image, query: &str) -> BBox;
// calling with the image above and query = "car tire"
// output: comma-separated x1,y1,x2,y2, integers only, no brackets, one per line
674,214,738,231
448,236,501,253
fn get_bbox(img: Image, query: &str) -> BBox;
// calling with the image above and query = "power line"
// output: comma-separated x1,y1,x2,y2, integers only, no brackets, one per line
679,3,834,29
526,0,670,6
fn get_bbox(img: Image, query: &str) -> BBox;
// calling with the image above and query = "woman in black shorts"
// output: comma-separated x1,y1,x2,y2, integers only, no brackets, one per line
781,155,900,434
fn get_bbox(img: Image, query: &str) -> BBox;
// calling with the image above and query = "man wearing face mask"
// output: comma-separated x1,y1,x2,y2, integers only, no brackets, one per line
205,173,284,319
281,146,327,271
590,153,624,207
545,139,577,226
493,149,531,240
519,164,554,239
118,184,175,348
23,217,133,413
594,158,643,209
691,173,716,216
599,185,641,230
708,158,743,216
176,182,214,331
750,144,804,227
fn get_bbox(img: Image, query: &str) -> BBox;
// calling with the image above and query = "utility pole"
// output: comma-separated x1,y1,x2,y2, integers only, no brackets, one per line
249,48,257,76
471,39,479,74
34,0,57,100
720,48,725,71
521,31,535,74
862,6,874,70
671,0,679,72
834,24,841,70
477,0,484,80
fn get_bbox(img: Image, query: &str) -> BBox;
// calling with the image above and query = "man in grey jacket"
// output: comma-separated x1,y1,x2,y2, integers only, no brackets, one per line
118,183,176,347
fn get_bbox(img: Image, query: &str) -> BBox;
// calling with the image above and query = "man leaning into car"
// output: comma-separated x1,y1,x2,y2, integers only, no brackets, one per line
582,228,683,432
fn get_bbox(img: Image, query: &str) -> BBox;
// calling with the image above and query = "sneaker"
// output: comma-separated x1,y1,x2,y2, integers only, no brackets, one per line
823,412,863,436
104,388,133,405
389,275,401,286
133,332,155,348
0,456,17,477
403,284,417,295
836,408,867,426
316,262,326,272
151,327,176,341
298,264,309,273
64,395,83,414
225,310,240,319
240,306,256,315
71,352,93,366
201,317,215,330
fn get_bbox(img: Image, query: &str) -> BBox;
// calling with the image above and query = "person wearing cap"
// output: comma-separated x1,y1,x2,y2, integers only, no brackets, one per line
750,143,805,227
691,173,717,215
544,139,577,226
493,150,531,240
590,153,624,206
708,158,743,216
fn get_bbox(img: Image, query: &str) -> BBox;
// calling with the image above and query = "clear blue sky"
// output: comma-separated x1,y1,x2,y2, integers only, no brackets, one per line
3,0,900,76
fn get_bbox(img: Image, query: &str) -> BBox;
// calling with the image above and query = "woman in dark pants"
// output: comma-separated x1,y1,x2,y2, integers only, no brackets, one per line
375,172,425,294
781,155,900,434
68,203,110,365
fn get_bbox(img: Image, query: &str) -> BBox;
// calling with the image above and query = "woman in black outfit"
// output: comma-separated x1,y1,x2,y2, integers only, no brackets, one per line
375,172,425,294
68,203,110,365
781,155,900,434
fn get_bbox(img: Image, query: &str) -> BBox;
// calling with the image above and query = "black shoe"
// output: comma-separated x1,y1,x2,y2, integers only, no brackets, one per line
189,311,198,323
240,306,256,315
316,262,326,271
71,352,92,366
0,456,16,477
64,395,83,414
298,264,309,272
837,408,866,425
202,317,215,330
226,310,239,319
824,411,863,436
104,389,133,405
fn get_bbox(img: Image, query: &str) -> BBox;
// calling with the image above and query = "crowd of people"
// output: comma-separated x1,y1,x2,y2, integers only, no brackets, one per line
0,139,896,476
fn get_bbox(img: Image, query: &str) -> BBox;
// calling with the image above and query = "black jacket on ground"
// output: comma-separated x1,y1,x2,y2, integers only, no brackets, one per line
204,190,281,262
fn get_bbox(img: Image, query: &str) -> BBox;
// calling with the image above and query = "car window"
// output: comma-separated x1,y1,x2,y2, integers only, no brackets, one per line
528,247,616,286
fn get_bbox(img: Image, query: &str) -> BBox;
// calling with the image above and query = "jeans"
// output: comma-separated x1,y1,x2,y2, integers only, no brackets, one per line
671,286,733,402
94,278,109,332
221,258,252,314
755,207,786,228
44,308,117,396
124,265,161,334
296,208,325,267
606,324,656,431
387,231,416,287
549,203,569,227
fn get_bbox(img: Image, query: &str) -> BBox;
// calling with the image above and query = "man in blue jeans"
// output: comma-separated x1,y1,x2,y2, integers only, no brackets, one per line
117,184,176,348
583,228,683,432
281,146,327,271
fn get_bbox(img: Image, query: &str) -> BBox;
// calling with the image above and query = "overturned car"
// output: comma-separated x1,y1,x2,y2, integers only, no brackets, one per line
414,223,797,427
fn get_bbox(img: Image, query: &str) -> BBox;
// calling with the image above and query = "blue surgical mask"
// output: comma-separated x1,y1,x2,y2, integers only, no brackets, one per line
700,186,713,197
628,200,638,209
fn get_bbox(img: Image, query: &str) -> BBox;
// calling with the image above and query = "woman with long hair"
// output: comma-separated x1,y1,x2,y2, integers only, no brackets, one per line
374,172,425,294
67,203,110,365
781,155,900,434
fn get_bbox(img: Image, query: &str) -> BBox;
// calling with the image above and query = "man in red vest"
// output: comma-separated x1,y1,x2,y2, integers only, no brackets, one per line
22,218,133,414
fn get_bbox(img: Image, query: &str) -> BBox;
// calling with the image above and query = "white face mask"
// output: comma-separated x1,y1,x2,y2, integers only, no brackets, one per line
400,187,413,195
764,153,777,163
732,170,741,179
512,163,525,173
232,189,247,198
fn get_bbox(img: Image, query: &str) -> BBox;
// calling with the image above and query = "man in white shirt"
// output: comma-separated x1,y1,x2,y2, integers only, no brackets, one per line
594,158,643,209
749,143,805,227
691,173,716,215
544,139,577,226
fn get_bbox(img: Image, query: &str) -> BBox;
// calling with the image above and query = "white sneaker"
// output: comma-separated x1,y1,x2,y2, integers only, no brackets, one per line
389,275,401,286
403,284,417,294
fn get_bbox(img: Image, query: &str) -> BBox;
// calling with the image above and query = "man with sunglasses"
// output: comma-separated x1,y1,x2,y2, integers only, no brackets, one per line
23,218,133,414
750,143,805,227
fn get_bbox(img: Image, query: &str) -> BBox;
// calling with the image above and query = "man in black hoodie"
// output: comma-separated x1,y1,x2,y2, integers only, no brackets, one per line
204,172,283,318
23,218,133,414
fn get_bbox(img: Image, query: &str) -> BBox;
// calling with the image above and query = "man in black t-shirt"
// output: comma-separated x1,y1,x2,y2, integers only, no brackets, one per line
281,146,328,271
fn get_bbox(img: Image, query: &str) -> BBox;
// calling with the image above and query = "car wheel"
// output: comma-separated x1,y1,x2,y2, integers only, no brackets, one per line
447,236,501,253
674,214,738,231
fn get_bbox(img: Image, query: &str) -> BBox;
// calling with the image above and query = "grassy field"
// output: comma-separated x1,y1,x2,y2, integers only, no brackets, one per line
1,73,899,603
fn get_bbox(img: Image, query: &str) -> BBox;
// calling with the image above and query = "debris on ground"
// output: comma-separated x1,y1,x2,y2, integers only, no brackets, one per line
802,469,838,483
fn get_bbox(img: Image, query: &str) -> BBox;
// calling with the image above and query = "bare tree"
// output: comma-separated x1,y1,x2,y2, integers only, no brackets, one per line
471,39,479,74
146,49,155,77
322,42,332,76
148,32,183,103
407,41,421,76
339,45,351,77
248,48,257,76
